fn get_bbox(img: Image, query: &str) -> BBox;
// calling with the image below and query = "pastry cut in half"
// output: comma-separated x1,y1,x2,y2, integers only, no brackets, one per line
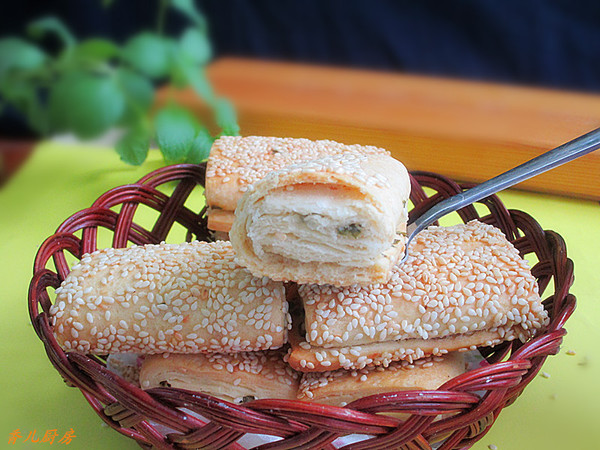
229,147,410,286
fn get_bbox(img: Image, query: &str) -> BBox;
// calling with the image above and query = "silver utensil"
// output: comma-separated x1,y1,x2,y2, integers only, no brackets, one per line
400,127,600,263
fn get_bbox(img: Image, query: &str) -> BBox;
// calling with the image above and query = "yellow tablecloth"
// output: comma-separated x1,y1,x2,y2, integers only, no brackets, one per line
1,142,598,450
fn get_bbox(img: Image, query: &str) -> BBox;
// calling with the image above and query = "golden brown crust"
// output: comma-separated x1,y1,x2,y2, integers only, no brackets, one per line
288,221,548,372
297,352,467,405
207,209,235,233
50,241,290,354
205,135,391,213
140,350,299,403
288,321,503,372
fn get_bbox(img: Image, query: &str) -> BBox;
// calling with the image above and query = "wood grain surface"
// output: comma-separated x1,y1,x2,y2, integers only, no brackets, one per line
158,57,600,200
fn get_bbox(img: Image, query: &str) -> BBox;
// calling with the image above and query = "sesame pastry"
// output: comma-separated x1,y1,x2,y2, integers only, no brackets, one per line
140,350,299,404
50,241,290,354
297,352,467,406
288,221,549,372
229,150,411,287
205,135,390,233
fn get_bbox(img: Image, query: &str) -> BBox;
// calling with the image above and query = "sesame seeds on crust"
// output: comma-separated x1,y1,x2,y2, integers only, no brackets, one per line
50,240,289,355
205,136,390,211
300,221,547,349
297,352,466,404
286,221,549,372
207,135,389,189
288,320,506,372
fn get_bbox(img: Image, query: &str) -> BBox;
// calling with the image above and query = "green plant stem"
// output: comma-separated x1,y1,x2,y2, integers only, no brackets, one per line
157,0,170,35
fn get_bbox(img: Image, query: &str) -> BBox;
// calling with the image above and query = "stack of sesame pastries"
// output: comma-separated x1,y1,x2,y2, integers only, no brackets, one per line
49,135,550,414
51,241,290,354
287,220,549,372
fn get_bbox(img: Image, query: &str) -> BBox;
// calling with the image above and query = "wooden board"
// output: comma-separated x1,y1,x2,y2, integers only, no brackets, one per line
157,57,600,200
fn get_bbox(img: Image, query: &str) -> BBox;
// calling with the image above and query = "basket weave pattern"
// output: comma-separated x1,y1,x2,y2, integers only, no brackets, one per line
29,164,575,450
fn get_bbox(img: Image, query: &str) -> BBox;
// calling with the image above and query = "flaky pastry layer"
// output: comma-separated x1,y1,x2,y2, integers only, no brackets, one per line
230,151,410,286
140,350,299,404
298,352,467,406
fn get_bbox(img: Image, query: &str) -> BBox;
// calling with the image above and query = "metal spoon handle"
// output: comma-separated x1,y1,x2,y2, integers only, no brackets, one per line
407,126,600,243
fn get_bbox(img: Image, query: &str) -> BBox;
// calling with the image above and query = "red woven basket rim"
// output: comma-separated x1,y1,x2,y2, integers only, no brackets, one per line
28,163,576,450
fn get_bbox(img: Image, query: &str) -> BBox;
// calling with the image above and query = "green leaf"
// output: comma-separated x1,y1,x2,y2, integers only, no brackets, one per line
115,68,154,123
171,0,208,30
73,39,120,62
48,71,126,138
27,16,76,49
176,61,214,101
187,127,214,163
122,33,172,79
154,105,198,164
179,28,211,65
115,128,150,165
0,38,46,74
214,97,240,135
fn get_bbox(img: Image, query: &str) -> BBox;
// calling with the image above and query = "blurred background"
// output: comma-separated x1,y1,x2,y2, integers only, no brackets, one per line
3,0,600,91
2,0,600,185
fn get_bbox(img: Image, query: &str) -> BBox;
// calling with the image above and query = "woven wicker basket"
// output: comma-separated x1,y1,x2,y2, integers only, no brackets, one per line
28,163,575,450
